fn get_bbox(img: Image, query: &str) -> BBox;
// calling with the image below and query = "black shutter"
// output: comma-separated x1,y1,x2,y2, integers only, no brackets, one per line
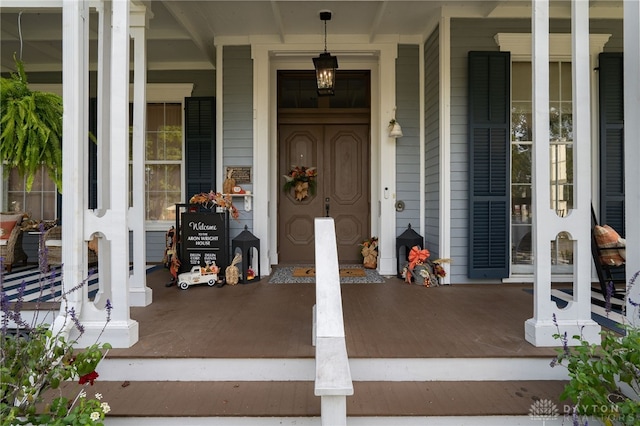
185,97,216,197
468,51,511,279
598,53,625,235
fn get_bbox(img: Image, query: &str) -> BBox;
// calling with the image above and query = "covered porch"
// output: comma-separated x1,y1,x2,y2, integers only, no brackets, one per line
58,266,580,424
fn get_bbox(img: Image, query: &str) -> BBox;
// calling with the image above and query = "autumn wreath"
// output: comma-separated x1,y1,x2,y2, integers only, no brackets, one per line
283,165,317,201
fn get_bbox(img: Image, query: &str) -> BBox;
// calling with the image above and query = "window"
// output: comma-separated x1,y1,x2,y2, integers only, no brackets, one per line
511,61,574,272
131,103,183,223
4,167,58,221
497,33,610,277
2,83,193,228
278,71,370,109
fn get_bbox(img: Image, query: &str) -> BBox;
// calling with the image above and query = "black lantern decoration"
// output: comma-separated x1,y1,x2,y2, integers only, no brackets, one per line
313,10,338,96
232,225,261,284
396,224,424,278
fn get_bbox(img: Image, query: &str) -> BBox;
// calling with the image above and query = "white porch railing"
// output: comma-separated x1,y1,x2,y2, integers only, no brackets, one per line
312,218,354,426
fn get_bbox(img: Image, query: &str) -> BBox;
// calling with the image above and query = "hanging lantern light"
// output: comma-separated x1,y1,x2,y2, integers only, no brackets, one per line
313,11,338,96
388,108,404,138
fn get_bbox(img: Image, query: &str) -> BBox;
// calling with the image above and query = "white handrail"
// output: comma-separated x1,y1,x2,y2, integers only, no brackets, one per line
313,218,354,426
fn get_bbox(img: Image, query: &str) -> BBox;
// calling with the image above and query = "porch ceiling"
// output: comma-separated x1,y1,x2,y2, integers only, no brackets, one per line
0,0,623,73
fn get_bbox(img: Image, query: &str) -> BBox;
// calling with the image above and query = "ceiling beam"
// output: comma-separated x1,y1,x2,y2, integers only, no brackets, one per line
270,1,286,43
161,1,216,68
368,1,388,43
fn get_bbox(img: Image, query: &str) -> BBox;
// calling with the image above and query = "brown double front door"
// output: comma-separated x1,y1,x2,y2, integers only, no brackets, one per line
278,122,370,264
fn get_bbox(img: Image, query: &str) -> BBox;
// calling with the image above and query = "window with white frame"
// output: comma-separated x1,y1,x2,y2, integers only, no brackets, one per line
4,166,58,220
2,83,192,227
130,83,192,228
495,33,611,276
130,102,183,223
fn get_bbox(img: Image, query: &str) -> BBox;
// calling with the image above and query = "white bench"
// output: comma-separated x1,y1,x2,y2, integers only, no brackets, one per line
313,218,354,426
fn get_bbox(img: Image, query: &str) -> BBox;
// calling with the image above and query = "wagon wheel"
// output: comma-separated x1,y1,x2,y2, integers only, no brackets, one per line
179,281,189,290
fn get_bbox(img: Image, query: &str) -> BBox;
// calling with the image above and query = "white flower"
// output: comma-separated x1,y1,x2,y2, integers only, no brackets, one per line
79,389,87,399
90,411,100,421
101,402,111,413
95,393,102,400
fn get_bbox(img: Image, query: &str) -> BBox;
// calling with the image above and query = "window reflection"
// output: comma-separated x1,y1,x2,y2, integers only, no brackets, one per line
511,61,574,271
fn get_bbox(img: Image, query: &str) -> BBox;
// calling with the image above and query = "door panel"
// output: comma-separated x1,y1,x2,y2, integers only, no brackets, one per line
278,124,370,263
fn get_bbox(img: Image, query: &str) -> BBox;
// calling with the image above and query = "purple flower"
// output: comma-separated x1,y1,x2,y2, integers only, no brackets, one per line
105,299,112,323
69,307,85,334
605,280,614,315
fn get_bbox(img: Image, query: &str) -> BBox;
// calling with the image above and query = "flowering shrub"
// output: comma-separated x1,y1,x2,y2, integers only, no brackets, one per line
30,390,110,426
0,234,112,426
283,166,317,201
551,271,640,426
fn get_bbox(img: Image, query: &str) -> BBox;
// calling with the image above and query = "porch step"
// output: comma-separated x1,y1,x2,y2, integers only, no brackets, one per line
97,357,567,381
65,356,569,423
53,379,569,419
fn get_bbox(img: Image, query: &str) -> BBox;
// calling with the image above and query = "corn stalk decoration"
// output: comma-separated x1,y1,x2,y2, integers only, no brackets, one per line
0,54,63,192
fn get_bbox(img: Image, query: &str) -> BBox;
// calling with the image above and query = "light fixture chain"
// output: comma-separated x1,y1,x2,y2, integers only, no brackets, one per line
324,19,328,53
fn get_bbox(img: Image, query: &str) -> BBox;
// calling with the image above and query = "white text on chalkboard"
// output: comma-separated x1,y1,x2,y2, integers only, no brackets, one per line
189,221,218,231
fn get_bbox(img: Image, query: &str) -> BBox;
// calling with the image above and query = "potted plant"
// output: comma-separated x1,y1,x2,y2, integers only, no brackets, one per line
0,55,63,192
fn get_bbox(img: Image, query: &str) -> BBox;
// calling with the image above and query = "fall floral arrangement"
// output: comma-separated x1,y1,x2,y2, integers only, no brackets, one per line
189,191,239,220
402,246,451,287
360,237,379,269
404,246,431,284
283,166,317,201
0,238,112,425
432,259,449,279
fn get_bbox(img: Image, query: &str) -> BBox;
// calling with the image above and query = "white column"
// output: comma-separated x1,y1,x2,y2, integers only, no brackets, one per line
438,15,452,284
58,0,89,338
106,0,137,347
377,44,398,277
81,0,138,348
624,0,640,326
251,45,271,277
525,0,600,346
91,0,112,310
129,5,151,306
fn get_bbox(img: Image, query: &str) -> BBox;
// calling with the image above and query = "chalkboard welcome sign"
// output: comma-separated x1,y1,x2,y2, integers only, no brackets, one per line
180,211,228,273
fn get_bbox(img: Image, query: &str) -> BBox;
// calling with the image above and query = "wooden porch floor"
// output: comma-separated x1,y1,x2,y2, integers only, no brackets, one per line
50,267,575,421
108,267,559,359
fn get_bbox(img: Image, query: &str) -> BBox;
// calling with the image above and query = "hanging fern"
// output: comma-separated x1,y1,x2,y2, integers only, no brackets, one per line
1,54,63,192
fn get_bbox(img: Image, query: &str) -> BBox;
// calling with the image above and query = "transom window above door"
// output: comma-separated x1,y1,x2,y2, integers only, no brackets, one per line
278,71,370,109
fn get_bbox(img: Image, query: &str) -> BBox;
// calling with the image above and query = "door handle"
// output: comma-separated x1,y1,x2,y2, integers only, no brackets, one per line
325,197,330,217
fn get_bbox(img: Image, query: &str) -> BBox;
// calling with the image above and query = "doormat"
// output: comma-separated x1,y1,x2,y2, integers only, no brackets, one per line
269,265,385,284
293,267,366,277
